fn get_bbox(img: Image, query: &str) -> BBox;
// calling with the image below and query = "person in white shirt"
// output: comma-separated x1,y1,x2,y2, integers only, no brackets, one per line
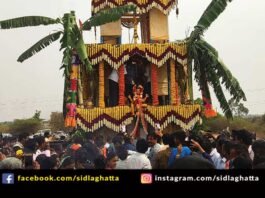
33,136,50,161
115,147,130,169
127,139,151,169
146,133,162,167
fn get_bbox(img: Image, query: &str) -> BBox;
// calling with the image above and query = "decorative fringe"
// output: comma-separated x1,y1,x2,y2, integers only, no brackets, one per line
98,61,105,108
151,63,159,106
144,105,201,131
76,104,201,132
86,42,187,69
92,0,177,15
118,64,125,105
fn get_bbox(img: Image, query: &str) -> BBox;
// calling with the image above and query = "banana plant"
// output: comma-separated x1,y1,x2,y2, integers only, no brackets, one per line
0,5,136,76
0,5,136,119
187,0,246,119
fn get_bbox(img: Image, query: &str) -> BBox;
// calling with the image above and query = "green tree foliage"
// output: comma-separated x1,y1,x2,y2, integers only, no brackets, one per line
32,110,42,120
228,99,249,117
9,118,42,134
0,123,10,133
49,112,66,132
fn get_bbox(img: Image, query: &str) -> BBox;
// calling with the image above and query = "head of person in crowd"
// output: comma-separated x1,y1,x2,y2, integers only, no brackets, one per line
185,133,202,152
220,129,231,140
95,135,105,149
112,135,124,151
199,137,213,154
222,140,231,160
13,142,24,153
94,155,106,169
18,133,28,145
85,132,95,143
147,133,159,147
203,133,217,149
0,157,23,169
229,142,249,161
75,148,94,169
216,138,227,158
233,156,252,169
106,152,118,170
59,155,75,169
136,139,149,154
252,139,265,167
162,133,170,145
36,136,48,151
44,131,51,142
116,147,128,161
171,130,186,147
124,135,134,145
232,129,253,147
24,138,38,153
169,155,215,169
72,136,83,146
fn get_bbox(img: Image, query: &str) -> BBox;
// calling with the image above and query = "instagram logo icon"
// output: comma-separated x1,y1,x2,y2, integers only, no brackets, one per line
141,173,153,184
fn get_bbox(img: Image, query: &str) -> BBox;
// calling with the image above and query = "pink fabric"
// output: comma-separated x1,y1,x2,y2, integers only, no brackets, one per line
66,103,76,117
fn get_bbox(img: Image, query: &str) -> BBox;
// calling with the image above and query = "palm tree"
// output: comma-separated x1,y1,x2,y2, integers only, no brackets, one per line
188,0,246,119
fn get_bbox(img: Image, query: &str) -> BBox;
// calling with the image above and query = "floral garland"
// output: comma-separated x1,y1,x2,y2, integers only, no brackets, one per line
170,59,177,105
92,0,177,15
144,105,201,131
86,42,187,69
76,104,201,132
76,106,133,132
151,63,159,106
65,54,80,127
118,64,125,105
98,61,105,108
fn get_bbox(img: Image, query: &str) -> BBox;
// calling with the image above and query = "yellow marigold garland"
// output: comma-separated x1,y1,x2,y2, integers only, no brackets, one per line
151,63,159,106
99,61,105,108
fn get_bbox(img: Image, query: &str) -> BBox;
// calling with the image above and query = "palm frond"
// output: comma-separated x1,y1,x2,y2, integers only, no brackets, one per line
204,65,233,119
196,40,246,103
17,31,62,62
0,16,60,29
75,37,92,71
83,5,136,30
197,0,233,31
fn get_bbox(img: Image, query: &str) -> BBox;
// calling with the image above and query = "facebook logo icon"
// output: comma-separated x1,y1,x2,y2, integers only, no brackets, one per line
2,173,14,184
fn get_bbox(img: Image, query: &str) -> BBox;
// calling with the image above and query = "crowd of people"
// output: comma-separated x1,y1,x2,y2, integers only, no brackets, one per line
0,128,264,169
